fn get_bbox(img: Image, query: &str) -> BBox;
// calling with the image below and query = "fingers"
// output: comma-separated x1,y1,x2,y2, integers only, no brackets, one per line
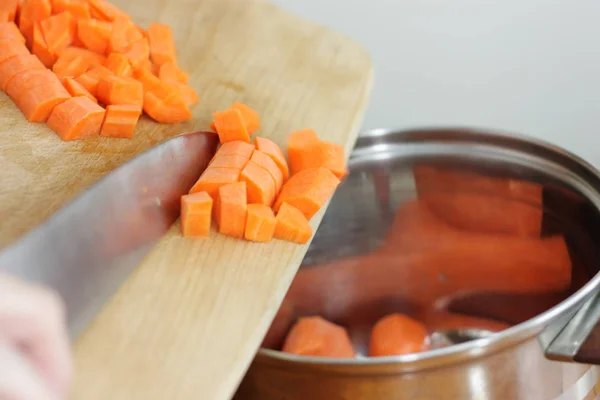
0,344,57,400
0,273,72,399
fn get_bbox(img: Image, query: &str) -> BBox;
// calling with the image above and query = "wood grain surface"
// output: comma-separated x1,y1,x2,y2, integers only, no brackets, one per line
0,0,376,399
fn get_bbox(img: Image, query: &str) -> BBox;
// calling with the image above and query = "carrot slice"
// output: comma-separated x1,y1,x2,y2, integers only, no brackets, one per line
18,0,51,46
52,0,91,19
13,81,71,122
274,202,312,244
6,68,57,96
180,192,212,238
287,128,320,165
369,314,428,357
250,150,283,192
166,81,198,107
274,167,340,220
58,46,105,66
52,54,89,81
189,167,241,198
158,61,188,84
231,101,260,134
47,96,105,140
63,77,97,103
103,52,131,77
239,161,276,206
214,181,247,238
97,75,142,107
147,23,176,66
121,37,149,70
75,64,112,97
31,22,55,68
0,54,45,91
99,104,140,138
40,11,76,55
107,17,135,54
289,140,348,179
0,1,19,23
213,108,250,144
143,89,191,124
0,22,26,43
255,136,289,180
209,154,250,170
88,0,129,22
0,38,30,65
216,141,255,158
77,18,111,55
245,204,276,243
134,65,163,92
282,316,354,357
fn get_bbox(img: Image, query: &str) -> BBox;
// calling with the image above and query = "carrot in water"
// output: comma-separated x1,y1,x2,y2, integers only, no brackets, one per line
274,167,340,220
147,23,176,66
244,204,276,243
189,167,241,199
0,22,26,43
62,77,97,103
40,11,77,56
97,75,143,107
52,0,91,19
13,81,71,122
0,54,45,91
209,154,250,170
77,18,112,54
216,140,255,159
369,314,429,357
52,55,89,81
0,38,30,65
58,46,106,66
289,140,348,179
214,181,247,238
0,1,19,23
122,37,149,71
47,96,106,140
19,0,52,46
239,161,276,206
250,150,283,192
180,191,212,238
274,202,312,244
255,136,289,180
231,101,260,134
158,61,188,84
88,0,129,22
103,52,132,77
143,89,191,124
282,316,354,358
31,22,55,68
212,108,250,143
99,104,140,138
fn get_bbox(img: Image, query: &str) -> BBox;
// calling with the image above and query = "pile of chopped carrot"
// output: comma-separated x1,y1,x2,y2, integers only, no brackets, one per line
0,0,197,141
180,101,347,245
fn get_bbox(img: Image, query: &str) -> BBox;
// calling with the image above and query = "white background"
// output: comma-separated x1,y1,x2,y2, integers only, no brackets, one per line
272,0,600,165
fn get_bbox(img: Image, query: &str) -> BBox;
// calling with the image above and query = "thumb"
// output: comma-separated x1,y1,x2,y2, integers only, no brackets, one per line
0,343,57,400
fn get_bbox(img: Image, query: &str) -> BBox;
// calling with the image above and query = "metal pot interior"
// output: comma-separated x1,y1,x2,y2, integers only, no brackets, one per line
261,128,600,363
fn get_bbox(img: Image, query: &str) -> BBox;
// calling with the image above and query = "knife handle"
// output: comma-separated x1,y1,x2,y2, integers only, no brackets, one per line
0,343,55,400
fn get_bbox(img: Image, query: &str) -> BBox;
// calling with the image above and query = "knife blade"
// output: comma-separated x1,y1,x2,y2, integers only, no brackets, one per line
0,131,218,339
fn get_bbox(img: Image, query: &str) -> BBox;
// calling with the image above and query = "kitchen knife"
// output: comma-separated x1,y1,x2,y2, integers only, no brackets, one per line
0,131,218,339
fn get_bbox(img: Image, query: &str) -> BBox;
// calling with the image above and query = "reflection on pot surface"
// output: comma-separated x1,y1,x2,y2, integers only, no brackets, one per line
236,129,600,400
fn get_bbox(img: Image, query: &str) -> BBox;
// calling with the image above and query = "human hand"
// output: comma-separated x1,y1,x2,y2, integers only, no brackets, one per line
0,272,72,400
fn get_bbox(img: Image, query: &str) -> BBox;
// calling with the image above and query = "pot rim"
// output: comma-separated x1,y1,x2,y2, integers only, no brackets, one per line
258,126,600,371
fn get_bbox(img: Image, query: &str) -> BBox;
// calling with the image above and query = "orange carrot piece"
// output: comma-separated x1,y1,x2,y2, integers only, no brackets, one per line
255,136,289,181
166,81,198,107
99,104,140,138
158,61,188,84
282,316,354,357
134,65,163,92
0,1,19,23
31,22,55,68
121,37,148,70
47,96,105,140
214,181,247,238
213,108,250,144
239,161,276,206
52,55,89,80
147,23,176,66
143,90,191,124
52,0,91,19
62,77,97,103
287,129,320,166
209,122,216,131
103,52,131,77
289,140,348,179
97,75,142,107
231,101,260,134
40,11,76,55
250,150,283,192
107,17,135,54
0,54,45,91
369,314,429,357
274,167,340,220
74,64,112,96
274,202,312,244
76,18,111,55
0,22,26,43
13,81,71,122
180,192,212,238
209,154,250,170
6,68,57,96
216,141,256,158
18,0,51,46
58,46,105,66
88,0,129,22
0,38,30,65
244,203,276,243
189,167,241,198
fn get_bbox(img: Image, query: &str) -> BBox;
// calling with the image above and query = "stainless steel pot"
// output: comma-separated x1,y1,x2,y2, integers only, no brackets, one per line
236,128,600,400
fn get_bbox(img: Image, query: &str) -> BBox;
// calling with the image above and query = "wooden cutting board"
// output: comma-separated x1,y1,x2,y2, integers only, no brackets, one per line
0,0,372,398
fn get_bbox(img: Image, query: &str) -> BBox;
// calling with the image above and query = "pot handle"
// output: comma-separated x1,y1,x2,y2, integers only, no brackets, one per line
543,290,600,364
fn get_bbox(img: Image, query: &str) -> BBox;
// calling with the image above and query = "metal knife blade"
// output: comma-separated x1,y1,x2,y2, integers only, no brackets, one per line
0,131,219,339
